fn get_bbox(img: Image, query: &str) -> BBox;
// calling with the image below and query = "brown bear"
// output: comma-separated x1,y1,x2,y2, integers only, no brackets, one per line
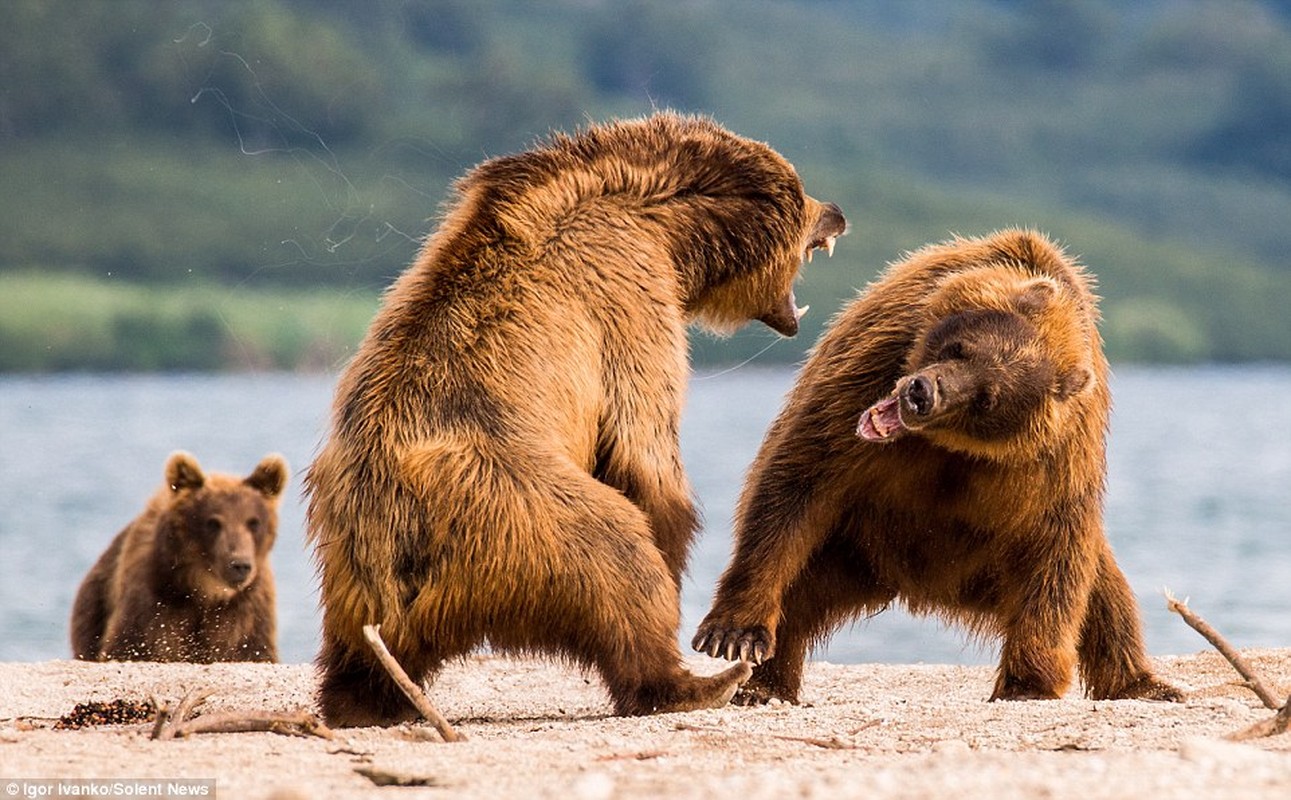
305,112,848,726
71,451,287,663
694,229,1182,704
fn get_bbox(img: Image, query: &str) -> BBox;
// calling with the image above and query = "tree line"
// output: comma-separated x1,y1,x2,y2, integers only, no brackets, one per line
2,0,1289,365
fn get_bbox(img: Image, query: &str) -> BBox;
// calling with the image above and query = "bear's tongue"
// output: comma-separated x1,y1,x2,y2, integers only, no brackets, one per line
857,395,905,441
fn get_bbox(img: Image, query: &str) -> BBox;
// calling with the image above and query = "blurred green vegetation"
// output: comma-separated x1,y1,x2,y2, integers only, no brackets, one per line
0,272,376,371
2,0,1290,370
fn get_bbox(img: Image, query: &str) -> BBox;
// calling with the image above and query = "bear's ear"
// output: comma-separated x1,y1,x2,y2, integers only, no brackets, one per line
1055,366,1095,400
1013,277,1060,317
165,451,205,493
244,454,289,499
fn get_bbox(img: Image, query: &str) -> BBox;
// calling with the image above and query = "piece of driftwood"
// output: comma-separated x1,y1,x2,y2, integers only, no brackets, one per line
149,688,333,740
166,710,335,739
1164,589,1282,711
151,688,212,740
1164,589,1290,740
1228,696,1291,741
362,623,463,742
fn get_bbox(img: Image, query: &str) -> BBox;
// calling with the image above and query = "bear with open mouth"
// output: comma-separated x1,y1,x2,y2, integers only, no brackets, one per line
695,229,1181,705
306,112,847,726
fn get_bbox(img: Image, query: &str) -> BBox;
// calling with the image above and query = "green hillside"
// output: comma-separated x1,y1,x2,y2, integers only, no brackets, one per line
2,0,1289,369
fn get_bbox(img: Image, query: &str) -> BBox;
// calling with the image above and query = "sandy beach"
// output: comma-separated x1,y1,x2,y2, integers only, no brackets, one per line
1,649,1288,799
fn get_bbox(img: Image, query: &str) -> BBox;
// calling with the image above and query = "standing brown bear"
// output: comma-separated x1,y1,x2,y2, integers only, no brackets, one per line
694,229,1182,704
305,112,847,726
71,451,287,663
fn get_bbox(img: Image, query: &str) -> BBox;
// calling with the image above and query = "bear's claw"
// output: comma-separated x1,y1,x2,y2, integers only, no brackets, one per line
692,623,772,665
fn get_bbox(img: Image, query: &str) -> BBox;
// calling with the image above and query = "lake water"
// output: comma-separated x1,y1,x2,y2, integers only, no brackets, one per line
0,365,1287,667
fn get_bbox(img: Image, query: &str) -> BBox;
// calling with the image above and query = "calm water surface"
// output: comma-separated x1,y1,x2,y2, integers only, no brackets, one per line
0,365,1287,665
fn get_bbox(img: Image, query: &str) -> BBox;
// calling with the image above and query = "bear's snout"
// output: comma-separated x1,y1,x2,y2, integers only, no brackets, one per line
902,375,936,417
226,558,254,587
216,527,259,590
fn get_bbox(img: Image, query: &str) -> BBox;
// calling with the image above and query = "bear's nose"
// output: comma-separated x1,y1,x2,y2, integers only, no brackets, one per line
904,375,935,416
228,560,253,584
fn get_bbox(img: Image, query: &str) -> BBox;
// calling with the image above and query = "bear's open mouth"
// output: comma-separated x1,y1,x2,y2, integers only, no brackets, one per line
758,288,811,336
857,395,907,442
804,234,840,263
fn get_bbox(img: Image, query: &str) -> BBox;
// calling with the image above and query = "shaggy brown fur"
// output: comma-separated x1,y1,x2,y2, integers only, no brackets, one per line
305,112,847,726
71,452,286,663
694,229,1182,704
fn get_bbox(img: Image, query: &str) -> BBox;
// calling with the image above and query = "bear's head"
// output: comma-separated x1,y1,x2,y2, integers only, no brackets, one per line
450,113,847,339
156,451,288,604
673,121,849,338
686,190,848,339
857,264,1098,460
749,196,848,337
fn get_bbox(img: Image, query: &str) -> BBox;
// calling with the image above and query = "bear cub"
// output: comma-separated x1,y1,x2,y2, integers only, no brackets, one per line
695,229,1181,704
71,451,287,662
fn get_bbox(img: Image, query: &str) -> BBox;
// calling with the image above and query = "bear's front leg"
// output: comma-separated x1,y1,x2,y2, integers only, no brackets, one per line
692,451,849,702
991,557,1094,701
693,551,788,668
990,644,1077,701
697,535,899,705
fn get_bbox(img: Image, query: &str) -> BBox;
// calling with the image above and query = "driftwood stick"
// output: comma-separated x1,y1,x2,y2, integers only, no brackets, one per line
148,688,333,741
362,623,463,742
167,710,335,740
1228,696,1291,741
152,688,213,740
148,694,169,740
1164,590,1282,710
172,688,211,725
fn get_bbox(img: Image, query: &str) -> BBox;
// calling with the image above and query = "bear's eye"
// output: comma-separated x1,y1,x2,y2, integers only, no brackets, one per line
939,341,967,361
204,517,223,536
246,517,260,533
974,388,998,412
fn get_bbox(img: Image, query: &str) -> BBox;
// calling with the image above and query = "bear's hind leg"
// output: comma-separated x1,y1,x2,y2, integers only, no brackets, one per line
526,471,751,715
316,629,448,727
70,570,110,661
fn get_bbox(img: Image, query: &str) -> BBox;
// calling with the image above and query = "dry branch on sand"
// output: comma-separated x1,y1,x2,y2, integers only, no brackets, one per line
1229,699,1291,741
149,687,333,740
1165,589,1289,739
362,623,463,742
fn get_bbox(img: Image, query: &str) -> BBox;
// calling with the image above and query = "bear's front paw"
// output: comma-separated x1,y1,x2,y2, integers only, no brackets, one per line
691,620,773,664
1107,675,1186,703
989,673,1063,701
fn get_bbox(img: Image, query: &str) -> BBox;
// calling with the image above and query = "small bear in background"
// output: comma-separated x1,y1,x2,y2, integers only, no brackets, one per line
71,451,287,663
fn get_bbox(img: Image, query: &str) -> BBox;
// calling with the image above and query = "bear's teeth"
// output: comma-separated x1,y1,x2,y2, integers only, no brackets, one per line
826,236,837,257
870,407,888,437
795,304,810,321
